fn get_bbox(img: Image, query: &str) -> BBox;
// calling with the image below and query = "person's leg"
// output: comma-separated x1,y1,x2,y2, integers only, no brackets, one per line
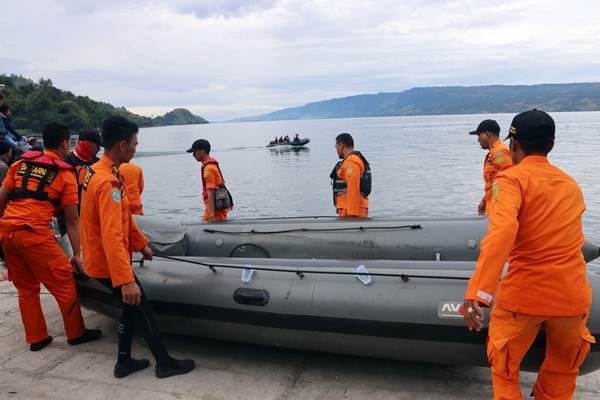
97,278,150,378
532,315,595,400
2,235,49,346
22,233,91,342
487,306,543,400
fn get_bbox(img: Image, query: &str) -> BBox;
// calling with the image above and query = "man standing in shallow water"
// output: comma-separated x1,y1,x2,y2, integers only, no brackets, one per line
469,119,513,216
464,110,595,399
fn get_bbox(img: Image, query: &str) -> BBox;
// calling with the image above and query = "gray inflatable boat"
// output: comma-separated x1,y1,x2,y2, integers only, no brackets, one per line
75,216,600,372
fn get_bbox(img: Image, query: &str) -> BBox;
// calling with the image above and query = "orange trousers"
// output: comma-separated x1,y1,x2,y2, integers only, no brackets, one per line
487,306,595,400
337,207,368,218
1,229,86,344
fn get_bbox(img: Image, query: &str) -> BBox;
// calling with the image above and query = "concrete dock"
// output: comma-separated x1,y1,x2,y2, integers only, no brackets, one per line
1,278,599,399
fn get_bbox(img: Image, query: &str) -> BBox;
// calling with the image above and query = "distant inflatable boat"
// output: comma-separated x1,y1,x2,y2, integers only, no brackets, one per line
75,216,600,373
267,138,310,147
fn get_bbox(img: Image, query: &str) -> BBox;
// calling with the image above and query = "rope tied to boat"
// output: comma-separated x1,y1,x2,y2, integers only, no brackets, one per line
133,254,469,282
202,224,423,235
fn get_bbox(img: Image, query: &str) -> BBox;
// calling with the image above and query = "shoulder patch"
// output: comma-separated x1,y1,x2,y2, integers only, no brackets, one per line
111,188,122,203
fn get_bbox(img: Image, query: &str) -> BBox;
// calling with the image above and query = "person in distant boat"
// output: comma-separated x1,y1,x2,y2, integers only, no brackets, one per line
330,133,371,218
187,139,231,221
120,161,145,215
469,119,513,216
284,135,290,142
464,110,594,399
0,122,101,352
80,116,195,379
293,133,300,142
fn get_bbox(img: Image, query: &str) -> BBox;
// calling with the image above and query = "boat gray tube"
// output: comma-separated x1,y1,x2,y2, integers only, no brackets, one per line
76,255,600,373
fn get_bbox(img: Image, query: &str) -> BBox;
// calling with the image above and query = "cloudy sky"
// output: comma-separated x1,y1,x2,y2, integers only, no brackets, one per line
2,0,600,120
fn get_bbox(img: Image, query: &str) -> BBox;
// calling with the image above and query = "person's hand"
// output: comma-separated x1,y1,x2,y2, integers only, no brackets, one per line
477,200,486,216
140,246,153,261
121,282,142,305
463,299,485,332
70,255,84,274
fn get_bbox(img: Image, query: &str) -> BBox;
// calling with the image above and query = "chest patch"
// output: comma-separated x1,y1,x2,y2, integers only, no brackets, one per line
111,188,122,203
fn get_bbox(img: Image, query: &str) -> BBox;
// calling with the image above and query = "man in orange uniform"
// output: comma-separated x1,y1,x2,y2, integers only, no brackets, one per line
80,116,195,379
0,122,101,351
330,133,371,218
469,119,513,216
463,110,595,400
187,139,230,221
119,161,144,215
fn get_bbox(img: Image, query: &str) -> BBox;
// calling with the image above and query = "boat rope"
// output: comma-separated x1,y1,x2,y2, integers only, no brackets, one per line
134,255,470,282
203,224,423,235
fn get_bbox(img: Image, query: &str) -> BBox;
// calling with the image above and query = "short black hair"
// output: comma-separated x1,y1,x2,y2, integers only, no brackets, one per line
42,122,70,149
0,104,9,113
336,132,354,148
516,137,554,156
101,115,138,149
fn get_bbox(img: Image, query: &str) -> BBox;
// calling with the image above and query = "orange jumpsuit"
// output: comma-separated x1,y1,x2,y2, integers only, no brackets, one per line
119,162,144,215
465,155,595,400
79,155,148,287
336,154,368,218
202,161,228,221
0,150,86,344
482,139,513,215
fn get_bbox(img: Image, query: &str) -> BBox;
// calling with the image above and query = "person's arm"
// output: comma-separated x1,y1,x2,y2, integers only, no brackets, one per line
0,186,10,217
63,205,83,270
464,174,521,329
138,167,144,195
96,181,136,288
203,165,218,221
345,159,362,216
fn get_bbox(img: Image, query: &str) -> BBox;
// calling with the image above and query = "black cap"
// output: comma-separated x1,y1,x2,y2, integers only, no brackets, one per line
469,119,500,135
79,130,103,147
186,139,211,153
505,109,555,141
0,140,13,155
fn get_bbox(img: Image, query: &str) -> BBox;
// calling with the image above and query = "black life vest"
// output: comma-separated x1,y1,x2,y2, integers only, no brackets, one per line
7,151,72,207
329,151,372,206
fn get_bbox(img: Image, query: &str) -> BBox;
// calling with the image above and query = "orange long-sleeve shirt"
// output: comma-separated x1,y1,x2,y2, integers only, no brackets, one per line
482,139,513,209
336,154,368,218
80,155,148,287
119,162,144,215
465,155,592,316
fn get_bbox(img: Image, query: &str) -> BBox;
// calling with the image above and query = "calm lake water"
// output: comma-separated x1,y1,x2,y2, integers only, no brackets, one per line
134,112,600,257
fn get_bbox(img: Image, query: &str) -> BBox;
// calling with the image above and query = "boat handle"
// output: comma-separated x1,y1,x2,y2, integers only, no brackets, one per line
233,288,270,306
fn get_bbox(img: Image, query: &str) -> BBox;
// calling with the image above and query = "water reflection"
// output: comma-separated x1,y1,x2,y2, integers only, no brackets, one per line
268,146,311,156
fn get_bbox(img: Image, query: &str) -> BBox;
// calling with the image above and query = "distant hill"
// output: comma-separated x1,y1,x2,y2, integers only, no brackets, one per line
0,74,208,131
233,83,600,122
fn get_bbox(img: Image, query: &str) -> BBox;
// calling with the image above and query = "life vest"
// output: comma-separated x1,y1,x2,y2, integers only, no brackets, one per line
201,157,233,210
329,151,372,206
7,151,72,206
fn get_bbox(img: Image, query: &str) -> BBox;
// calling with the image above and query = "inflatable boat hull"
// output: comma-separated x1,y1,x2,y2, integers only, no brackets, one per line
76,257,600,373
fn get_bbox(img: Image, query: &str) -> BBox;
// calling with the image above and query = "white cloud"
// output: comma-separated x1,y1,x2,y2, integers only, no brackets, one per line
1,0,599,121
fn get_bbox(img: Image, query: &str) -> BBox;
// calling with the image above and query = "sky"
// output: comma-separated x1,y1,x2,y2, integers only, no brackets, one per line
1,0,600,121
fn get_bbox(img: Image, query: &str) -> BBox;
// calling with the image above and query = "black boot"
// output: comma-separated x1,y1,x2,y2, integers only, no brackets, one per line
114,358,151,378
30,336,53,351
67,329,102,345
155,358,195,379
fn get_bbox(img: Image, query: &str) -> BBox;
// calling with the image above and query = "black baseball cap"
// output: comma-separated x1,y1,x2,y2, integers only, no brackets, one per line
469,119,500,135
0,140,13,155
186,139,211,153
505,109,555,141
79,130,103,147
